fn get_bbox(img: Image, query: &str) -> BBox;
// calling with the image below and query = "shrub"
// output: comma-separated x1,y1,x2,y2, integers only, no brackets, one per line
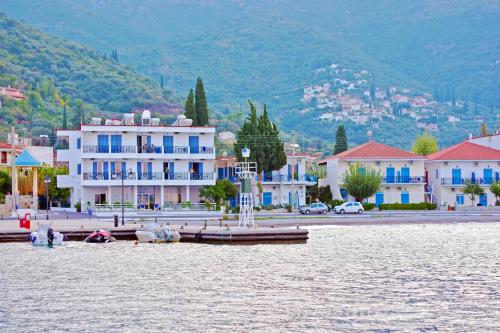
329,200,344,208
74,201,81,212
378,202,437,210
254,206,261,211
285,204,292,213
363,203,376,211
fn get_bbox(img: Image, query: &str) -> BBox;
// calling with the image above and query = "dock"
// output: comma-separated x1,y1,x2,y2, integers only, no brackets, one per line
0,219,308,244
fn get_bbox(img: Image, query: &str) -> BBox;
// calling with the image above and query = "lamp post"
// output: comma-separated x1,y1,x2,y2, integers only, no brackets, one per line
44,175,51,220
121,167,134,226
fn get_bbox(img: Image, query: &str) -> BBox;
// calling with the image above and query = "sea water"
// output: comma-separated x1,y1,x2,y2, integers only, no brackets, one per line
0,223,499,332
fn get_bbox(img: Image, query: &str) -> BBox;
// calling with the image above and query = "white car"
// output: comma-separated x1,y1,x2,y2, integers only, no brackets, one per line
334,202,364,214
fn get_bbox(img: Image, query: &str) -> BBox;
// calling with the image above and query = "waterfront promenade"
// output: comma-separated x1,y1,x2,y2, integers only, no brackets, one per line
1,210,499,236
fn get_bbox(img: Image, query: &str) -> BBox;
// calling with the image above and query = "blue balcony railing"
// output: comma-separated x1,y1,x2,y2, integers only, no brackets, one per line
83,172,136,180
262,174,317,183
190,172,214,180
164,172,189,180
441,177,493,185
383,176,425,184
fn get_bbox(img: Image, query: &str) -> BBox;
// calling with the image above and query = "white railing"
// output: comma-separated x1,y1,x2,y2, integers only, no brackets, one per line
89,202,216,213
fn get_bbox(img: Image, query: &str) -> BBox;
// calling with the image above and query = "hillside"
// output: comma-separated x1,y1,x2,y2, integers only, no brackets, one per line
0,13,171,113
1,1,499,149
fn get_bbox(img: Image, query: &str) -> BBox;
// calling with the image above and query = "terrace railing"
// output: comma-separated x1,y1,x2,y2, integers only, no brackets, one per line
383,176,425,184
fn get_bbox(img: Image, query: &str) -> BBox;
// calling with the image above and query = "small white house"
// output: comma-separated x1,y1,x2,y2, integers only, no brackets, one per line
425,141,500,207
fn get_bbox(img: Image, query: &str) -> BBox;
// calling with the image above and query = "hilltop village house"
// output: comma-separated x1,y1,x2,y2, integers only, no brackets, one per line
56,111,216,211
425,141,500,207
319,141,426,206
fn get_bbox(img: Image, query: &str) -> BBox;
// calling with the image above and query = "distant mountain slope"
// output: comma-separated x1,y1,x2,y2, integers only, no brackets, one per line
0,13,170,113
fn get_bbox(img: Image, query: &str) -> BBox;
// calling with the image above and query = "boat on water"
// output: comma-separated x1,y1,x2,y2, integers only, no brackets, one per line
85,229,116,243
30,224,64,246
135,223,181,243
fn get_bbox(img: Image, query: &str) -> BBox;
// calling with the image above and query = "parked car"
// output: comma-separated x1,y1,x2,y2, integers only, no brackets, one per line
299,202,329,215
334,202,364,214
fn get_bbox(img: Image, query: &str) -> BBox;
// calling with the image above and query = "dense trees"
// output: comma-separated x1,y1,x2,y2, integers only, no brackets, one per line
334,125,348,155
234,101,287,176
0,13,167,116
490,182,500,205
412,131,439,156
183,78,209,126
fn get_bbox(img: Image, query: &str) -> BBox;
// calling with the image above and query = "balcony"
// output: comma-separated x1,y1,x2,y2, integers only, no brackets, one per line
164,172,189,180
137,172,163,180
262,174,318,183
190,172,214,180
383,176,425,184
164,146,189,154
83,145,136,153
138,145,162,154
83,172,137,180
441,177,494,186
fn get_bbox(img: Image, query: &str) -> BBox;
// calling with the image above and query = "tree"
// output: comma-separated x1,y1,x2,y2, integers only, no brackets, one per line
62,104,68,130
334,125,348,155
342,163,382,202
462,181,484,206
370,81,376,99
411,131,439,156
234,101,286,177
199,179,237,208
71,99,86,127
385,87,391,99
0,169,12,194
110,49,119,63
451,87,456,106
160,75,164,90
318,185,332,203
184,89,196,124
480,122,489,137
489,181,500,205
194,77,209,126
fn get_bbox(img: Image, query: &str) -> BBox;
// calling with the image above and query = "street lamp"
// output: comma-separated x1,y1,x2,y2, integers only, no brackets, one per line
44,175,51,220
121,167,134,226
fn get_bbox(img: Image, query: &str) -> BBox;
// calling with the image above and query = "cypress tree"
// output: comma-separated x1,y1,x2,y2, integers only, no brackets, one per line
370,81,376,99
195,77,209,126
480,122,489,137
184,89,196,125
334,124,348,155
62,104,68,129
160,75,164,89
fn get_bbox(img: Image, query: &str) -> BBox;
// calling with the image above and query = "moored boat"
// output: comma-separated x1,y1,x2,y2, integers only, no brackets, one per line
85,229,116,243
30,224,64,246
135,223,181,243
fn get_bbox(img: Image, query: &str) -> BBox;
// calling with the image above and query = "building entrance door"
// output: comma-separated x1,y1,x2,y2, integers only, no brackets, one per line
138,193,155,210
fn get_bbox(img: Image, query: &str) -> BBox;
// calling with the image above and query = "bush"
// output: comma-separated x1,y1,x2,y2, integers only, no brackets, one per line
330,199,344,207
378,202,437,211
254,206,261,211
0,192,5,204
74,201,81,212
363,203,376,211
285,204,292,213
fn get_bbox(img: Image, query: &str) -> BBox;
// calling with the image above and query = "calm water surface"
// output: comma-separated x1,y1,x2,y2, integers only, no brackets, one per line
0,223,499,332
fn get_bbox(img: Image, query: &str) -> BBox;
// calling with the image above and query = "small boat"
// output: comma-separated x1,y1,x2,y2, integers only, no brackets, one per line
135,223,181,243
84,229,116,243
30,224,64,246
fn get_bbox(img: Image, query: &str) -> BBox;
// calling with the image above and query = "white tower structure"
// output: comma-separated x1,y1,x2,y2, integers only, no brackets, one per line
236,148,257,228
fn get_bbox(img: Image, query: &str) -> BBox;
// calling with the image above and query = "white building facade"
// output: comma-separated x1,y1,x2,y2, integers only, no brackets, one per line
425,141,500,207
319,141,426,205
260,154,317,208
56,112,216,211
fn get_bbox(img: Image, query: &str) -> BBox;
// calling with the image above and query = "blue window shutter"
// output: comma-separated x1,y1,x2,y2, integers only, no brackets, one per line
386,167,395,183
92,161,97,179
401,167,410,183
137,162,142,180
76,138,81,149
199,162,203,177
103,162,109,180
452,168,462,185
97,135,109,153
163,136,173,153
110,162,115,175
189,136,199,153
77,163,81,175
484,168,493,184
218,167,224,179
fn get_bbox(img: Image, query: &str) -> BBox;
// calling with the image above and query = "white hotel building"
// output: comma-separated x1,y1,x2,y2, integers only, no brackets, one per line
56,111,215,211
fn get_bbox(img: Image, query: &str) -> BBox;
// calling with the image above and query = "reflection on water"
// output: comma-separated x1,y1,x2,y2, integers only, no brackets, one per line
0,223,499,332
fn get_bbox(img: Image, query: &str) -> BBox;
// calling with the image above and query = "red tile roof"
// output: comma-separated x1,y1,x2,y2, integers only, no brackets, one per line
426,141,500,161
322,141,424,163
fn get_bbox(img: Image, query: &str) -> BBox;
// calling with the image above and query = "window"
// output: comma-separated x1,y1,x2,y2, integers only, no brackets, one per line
77,163,81,175
76,138,81,149
456,194,464,206
401,191,410,204
110,135,122,153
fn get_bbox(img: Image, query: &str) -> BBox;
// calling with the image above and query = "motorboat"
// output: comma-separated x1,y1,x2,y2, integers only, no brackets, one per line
84,229,116,243
135,223,181,243
30,224,64,246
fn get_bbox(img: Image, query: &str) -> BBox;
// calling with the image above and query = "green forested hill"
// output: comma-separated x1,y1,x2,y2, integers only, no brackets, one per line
0,13,170,113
